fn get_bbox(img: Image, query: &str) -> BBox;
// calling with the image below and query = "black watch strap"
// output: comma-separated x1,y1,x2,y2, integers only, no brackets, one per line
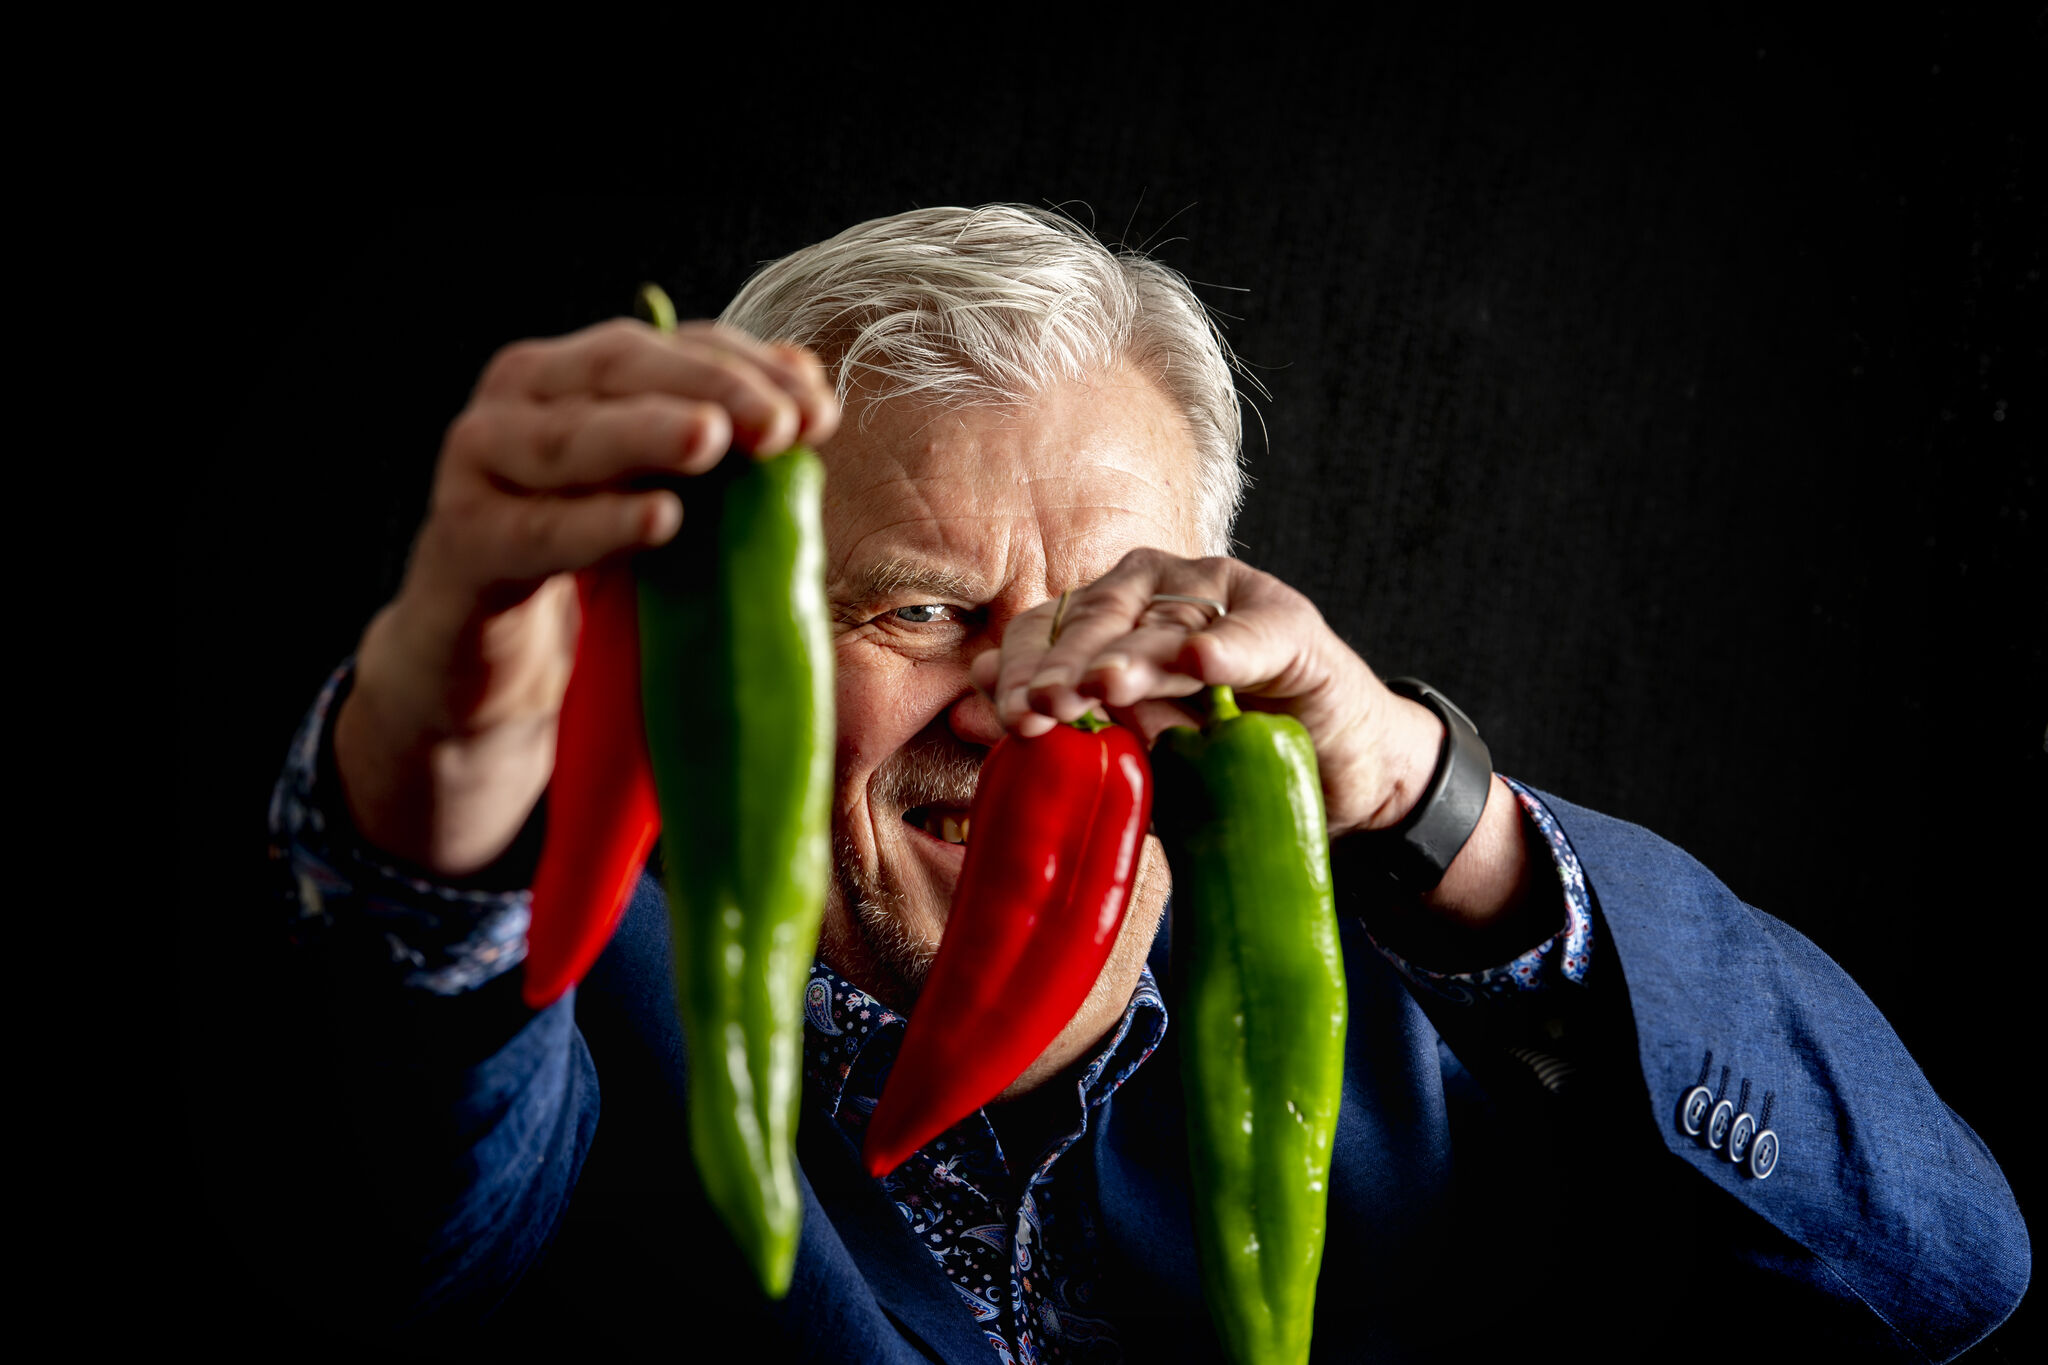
1351,678,1493,894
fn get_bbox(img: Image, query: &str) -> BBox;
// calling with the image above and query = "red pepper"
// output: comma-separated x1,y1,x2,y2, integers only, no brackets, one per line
862,714,1153,1176
523,564,661,1009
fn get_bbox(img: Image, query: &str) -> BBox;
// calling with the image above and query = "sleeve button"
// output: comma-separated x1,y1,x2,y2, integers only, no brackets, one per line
1678,1085,1713,1137
1747,1129,1780,1179
1706,1098,1736,1151
1725,1111,1757,1163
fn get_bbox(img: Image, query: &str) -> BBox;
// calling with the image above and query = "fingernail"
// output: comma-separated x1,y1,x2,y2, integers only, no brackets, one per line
754,414,796,457
645,493,683,543
1004,686,1031,715
1030,668,1071,690
1086,653,1129,674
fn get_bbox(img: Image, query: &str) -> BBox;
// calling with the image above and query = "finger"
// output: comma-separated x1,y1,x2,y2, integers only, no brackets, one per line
988,594,1076,726
760,338,844,445
994,590,1154,726
1171,602,1320,698
1014,711,1061,738
1076,637,1210,708
430,487,683,590
508,322,805,455
449,396,735,491
671,323,843,445
1017,554,1237,721
969,646,1002,697
1121,696,1209,748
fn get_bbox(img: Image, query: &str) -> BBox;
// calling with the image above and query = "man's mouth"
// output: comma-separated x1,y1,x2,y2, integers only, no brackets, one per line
902,805,973,846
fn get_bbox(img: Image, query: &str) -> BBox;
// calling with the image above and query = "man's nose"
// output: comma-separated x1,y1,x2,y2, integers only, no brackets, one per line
948,666,1008,750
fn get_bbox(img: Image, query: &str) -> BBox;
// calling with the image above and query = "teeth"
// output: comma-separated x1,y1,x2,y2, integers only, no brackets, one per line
909,807,973,845
918,811,972,845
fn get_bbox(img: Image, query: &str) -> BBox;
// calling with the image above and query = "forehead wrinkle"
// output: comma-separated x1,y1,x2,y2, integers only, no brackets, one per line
823,369,1204,601
1012,441,1203,553
831,512,1019,593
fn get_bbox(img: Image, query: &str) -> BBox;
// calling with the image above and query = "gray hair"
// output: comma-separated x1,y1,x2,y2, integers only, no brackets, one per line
718,204,1254,555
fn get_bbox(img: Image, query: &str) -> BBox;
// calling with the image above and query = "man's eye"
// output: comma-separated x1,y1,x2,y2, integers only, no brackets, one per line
892,604,952,624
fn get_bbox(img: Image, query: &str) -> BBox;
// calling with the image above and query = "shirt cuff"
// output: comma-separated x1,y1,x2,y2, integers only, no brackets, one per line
268,658,531,995
1369,776,1594,1007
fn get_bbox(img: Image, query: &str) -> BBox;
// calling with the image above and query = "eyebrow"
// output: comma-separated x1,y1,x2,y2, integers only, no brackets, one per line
835,557,988,608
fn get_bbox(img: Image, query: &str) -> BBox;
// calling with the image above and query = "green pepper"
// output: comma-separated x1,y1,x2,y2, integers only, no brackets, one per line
1153,685,1348,1365
634,293,833,1299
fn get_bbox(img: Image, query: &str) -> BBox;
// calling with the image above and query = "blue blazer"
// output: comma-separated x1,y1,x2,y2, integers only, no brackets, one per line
300,791,2028,1361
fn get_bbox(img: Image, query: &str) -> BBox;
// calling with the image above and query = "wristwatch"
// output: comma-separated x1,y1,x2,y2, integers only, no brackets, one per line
1341,677,1493,895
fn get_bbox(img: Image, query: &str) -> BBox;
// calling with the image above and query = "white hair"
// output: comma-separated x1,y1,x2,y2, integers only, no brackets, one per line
718,204,1255,555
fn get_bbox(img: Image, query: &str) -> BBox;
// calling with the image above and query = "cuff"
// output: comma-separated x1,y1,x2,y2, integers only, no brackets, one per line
268,658,531,995
1369,776,1594,1007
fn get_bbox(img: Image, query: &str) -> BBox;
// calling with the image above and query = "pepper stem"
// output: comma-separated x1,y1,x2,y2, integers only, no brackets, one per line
636,282,678,334
1205,685,1241,724
1068,709,1113,734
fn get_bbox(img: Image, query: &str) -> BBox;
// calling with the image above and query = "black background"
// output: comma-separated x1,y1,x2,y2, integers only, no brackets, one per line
180,11,2040,1356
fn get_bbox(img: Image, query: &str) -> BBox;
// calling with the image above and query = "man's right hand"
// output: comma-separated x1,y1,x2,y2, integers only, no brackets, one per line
333,317,840,877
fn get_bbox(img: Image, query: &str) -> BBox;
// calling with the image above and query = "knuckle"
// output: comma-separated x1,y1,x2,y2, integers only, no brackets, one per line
439,488,492,528
533,405,577,468
1116,546,1176,576
715,360,771,411
776,341,827,383
444,404,497,461
1066,593,1113,624
482,340,542,392
518,499,558,552
634,398,683,450
587,329,643,389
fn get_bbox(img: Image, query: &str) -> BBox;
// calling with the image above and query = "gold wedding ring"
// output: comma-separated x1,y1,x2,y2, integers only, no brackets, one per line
1049,589,1074,644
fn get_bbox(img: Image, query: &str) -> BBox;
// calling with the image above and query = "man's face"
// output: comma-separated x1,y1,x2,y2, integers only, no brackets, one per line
816,366,1202,1068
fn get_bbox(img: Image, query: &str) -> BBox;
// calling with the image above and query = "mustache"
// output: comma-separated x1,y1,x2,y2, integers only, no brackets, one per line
870,731,983,812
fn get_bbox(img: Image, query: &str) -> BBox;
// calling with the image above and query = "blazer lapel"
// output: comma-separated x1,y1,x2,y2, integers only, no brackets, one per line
797,1103,997,1365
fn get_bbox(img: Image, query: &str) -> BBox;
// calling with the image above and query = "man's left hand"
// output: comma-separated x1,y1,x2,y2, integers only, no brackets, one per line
969,549,1559,965
968,548,1440,840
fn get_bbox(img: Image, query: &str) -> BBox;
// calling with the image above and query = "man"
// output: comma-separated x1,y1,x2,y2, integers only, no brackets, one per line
272,205,2027,1360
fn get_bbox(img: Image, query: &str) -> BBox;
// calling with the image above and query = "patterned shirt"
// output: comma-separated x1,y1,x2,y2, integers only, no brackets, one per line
800,963,1167,1364
272,660,1598,1361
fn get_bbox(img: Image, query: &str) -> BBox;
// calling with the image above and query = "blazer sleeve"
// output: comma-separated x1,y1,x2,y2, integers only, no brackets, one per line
258,661,602,1338
1542,788,2029,1360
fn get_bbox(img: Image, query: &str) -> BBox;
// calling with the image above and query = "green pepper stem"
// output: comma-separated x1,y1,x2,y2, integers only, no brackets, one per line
1205,685,1241,724
637,282,679,334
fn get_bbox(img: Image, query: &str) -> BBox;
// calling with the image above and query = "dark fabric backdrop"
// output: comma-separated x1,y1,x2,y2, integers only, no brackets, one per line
179,12,2040,1355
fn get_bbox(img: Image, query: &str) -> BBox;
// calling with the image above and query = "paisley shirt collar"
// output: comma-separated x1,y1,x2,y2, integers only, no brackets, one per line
800,958,1169,1365
801,959,1168,1146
